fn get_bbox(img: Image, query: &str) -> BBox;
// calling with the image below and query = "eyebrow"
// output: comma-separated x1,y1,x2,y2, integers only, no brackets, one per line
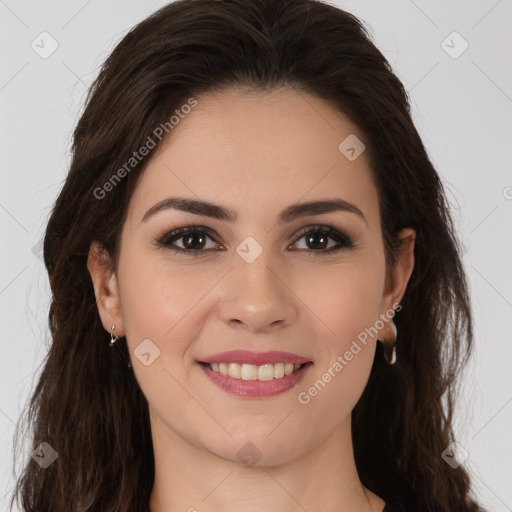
141,196,367,226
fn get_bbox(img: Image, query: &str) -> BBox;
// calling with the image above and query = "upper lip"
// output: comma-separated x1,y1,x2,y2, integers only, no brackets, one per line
198,349,312,366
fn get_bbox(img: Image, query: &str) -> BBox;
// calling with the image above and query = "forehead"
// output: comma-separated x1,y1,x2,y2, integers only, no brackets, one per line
126,88,380,229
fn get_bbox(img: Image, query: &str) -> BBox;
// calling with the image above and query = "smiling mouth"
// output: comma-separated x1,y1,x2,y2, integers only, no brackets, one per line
199,361,312,381
198,360,313,398
197,348,313,397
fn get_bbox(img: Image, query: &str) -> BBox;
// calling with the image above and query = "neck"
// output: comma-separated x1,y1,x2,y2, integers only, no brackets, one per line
148,412,385,512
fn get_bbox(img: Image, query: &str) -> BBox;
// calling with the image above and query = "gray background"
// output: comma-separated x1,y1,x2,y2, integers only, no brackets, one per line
1,0,511,510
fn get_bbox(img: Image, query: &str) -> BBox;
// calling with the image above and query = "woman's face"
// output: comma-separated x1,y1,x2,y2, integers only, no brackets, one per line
90,87,415,466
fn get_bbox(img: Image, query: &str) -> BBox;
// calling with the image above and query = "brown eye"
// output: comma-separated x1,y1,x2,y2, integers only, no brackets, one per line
155,225,221,255
289,225,355,255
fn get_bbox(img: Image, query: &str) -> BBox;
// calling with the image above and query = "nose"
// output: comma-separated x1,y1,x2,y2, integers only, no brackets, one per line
219,252,297,334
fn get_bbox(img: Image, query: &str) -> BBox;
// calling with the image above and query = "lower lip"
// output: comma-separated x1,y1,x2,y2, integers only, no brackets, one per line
199,362,313,398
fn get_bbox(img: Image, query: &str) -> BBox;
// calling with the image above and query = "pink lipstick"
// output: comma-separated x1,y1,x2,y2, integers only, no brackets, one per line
197,349,313,398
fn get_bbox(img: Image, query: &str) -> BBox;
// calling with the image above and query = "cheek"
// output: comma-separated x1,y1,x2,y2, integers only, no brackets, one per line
116,253,213,420
302,255,385,348
295,257,384,409
116,247,231,407
117,246,210,344
295,277,380,430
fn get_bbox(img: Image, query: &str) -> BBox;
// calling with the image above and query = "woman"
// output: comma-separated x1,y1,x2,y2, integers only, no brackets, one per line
11,0,484,510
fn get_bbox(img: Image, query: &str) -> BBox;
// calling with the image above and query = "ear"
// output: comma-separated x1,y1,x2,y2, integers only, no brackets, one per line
380,227,416,314
87,241,126,337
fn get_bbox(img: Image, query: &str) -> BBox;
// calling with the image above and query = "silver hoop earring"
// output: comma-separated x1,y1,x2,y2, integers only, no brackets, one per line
110,325,119,346
378,320,397,365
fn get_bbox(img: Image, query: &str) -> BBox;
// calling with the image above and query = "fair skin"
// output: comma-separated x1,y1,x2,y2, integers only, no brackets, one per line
88,87,415,512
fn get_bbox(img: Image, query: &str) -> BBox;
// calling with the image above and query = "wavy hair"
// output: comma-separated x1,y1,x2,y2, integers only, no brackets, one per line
11,0,482,510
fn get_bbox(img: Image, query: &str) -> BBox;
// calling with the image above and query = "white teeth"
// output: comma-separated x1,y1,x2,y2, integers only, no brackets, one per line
241,363,258,380
257,364,274,381
274,362,285,378
228,363,242,379
208,362,304,380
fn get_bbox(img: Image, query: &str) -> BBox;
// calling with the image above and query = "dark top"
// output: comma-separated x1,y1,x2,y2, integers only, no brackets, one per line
383,498,485,511
383,501,407,511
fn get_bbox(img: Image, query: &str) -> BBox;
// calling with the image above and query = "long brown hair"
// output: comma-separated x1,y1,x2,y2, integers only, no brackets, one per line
11,0,482,510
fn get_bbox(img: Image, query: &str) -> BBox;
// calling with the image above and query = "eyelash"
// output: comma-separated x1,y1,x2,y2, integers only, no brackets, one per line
153,223,355,257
